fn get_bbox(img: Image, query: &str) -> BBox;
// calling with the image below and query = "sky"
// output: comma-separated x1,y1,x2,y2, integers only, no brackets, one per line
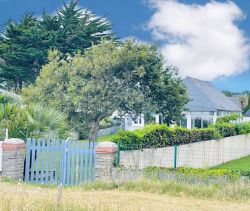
0,0,250,92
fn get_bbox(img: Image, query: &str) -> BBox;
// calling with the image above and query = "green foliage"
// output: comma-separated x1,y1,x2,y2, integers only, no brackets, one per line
0,103,68,139
143,166,241,180
23,40,188,141
212,122,237,137
0,0,113,91
213,155,250,174
235,122,250,135
0,14,43,91
112,124,217,150
112,130,143,147
216,113,240,123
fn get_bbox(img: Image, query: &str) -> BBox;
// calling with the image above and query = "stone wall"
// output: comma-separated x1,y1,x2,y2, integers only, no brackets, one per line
95,142,118,180
120,134,250,169
1,138,25,180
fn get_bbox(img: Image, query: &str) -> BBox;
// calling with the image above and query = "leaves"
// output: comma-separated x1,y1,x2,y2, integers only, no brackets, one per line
0,0,113,91
24,39,188,140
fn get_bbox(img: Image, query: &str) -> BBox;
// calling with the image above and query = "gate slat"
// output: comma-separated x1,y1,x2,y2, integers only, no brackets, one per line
55,140,60,184
75,142,80,185
35,139,41,183
60,140,65,185
83,142,89,182
93,142,96,181
79,142,84,183
49,139,55,183
30,138,36,182
71,142,76,185
88,142,94,181
63,141,68,185
41,139,46,183
66,141,71,185
25,138,31,181
45,140,50,183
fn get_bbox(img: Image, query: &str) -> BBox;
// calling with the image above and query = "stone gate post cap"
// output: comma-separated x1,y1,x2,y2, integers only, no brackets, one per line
96,141,118,154
2,138,25,150
4,138,25,144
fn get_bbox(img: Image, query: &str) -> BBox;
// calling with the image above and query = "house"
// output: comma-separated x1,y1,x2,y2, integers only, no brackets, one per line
229,94,248,110
243,108,250,122
98,76,242,135
181,77,242,129
97,113,144,137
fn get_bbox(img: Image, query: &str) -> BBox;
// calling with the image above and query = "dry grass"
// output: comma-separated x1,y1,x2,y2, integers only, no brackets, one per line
0,179,250,211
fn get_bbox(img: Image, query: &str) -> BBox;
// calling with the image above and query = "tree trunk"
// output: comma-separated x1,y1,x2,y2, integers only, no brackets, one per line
88,121,99,141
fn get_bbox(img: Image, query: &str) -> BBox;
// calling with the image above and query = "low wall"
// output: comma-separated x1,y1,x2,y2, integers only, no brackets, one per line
120,134,250,169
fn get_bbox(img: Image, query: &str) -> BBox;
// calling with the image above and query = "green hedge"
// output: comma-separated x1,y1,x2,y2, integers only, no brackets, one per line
212,122,237,138
111,118,250,150
112,124,218,150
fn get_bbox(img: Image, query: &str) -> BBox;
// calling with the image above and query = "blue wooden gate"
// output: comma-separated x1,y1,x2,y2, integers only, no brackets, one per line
24,138,96,185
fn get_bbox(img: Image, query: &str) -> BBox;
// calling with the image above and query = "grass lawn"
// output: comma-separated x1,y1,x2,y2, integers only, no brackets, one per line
213,155,250,171
0,178,250,210
80,134,114,142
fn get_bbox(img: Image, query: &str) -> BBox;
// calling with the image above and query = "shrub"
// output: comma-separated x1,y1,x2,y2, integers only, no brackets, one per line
212,122,236,137
235,122,250,135
112,130,142,149
216,113,240,123
0,103,69,139
112,124,217,150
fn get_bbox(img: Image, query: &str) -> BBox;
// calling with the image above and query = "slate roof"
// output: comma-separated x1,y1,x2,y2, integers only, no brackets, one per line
183,77,241,112
245,109,250,117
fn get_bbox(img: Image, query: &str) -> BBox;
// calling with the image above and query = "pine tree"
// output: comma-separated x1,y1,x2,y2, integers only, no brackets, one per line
0,14,45,92
0,0,113,92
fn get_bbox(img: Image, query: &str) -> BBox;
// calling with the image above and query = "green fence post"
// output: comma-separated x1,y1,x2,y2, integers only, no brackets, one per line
117,141,120,166
174,144,177,170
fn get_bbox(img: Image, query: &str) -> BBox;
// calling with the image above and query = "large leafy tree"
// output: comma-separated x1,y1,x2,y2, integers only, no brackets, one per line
23,40,188,141
0,0,113,92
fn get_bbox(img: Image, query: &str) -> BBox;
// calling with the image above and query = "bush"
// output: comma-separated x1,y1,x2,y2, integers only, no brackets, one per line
112,124,217,150
0,103,69,139
112,130,142,149
216,113,240,123
212,122,236,137
235,122,250,135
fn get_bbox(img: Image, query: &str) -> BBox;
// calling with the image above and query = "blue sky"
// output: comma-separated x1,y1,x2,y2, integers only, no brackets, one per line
0,0,249,92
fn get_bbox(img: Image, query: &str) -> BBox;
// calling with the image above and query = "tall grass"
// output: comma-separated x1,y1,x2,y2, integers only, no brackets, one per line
0,178,250,210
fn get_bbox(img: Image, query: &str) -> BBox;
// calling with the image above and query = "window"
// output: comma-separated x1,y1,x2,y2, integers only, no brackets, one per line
191,117,213,128
132,115,142,125
180,117,187,127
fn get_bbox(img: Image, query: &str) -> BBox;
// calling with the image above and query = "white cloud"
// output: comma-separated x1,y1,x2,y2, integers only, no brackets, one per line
147,0,250,81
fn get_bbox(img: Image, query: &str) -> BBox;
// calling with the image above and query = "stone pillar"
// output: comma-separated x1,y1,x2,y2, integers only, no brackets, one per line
95,141,118,181
1,138,25,180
